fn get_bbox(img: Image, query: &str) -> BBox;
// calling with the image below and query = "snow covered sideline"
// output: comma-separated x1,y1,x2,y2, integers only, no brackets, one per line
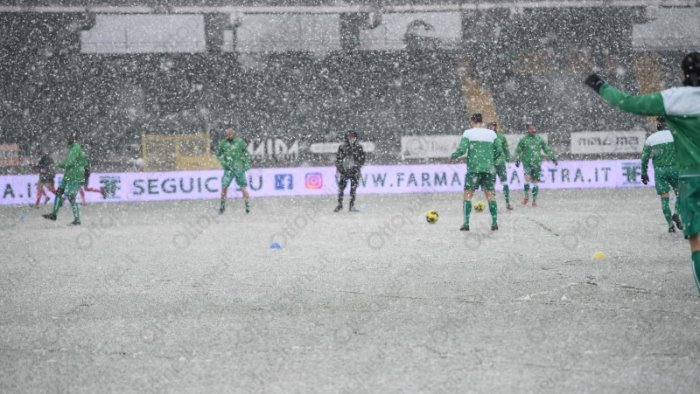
1,189,698,392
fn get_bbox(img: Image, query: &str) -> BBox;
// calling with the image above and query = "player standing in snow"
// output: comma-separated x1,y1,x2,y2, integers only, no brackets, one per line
585,52,700,293
451,114,503,231
334,131,366,212
489,121,513,210
642,117,683,233
34,149,57,207
42,132,87,225
217,128,251,215
514,123,557,207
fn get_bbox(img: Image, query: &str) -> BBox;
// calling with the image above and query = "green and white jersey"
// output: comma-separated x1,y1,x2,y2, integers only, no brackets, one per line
641,129,676,176
515,134,556,168
451,127,502,173
494,133,510,165
599,85,700,175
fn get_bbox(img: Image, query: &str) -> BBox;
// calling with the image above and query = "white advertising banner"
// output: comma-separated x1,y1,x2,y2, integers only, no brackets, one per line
237,14,341,53
570,131,646,154
401,136,460,159
359,12,462,51
81,15,206,54
402,134,547,158
309,142,376,154
0,160,653,206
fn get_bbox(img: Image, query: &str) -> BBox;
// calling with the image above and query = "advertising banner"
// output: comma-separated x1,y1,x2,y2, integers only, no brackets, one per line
0,160,652,206
359,12,462,51
402,134,547,158
570,131,646,154
309,142,376,154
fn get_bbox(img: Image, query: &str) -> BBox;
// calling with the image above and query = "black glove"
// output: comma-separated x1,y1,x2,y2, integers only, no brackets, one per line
641,174,649,185
552,159,558,166
585,74,605,93
515,161,520,168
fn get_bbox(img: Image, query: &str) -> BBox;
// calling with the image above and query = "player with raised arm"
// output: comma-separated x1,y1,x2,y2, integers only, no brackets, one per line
488,121,513,210
641,117,683,233
451,114,504,231
585,52,700,293
217,128,251,215
514,123,557,207
42,132,87,225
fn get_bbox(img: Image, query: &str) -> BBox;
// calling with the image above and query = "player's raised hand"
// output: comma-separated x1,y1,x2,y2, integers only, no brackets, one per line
585,74,605,93
641,174,649,185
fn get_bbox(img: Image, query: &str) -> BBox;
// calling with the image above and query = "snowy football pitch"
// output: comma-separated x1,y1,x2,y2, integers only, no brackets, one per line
1,188,699,393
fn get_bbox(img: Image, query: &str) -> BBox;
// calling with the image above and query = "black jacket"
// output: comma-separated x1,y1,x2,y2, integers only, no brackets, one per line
335,141,366,175
36,154,55,183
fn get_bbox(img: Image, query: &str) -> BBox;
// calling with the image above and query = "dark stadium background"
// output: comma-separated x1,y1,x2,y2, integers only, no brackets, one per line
0,1,693,170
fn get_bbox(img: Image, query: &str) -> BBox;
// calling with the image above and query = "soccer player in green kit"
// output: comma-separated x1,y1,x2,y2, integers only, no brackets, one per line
42,132,86,225
585,52,700,294
451,114,504,231
488,121,513,210
514,123,558,207
642,117,683,233
217,128,251,215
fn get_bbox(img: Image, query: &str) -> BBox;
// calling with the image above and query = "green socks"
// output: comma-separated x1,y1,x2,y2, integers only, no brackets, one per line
52,195,63,215
692,251,700,294
661,197,673,225
532,185,539,201
463,200,472,225
503,185,510,205
244,200,250,212
488,200,498,225
220,199,226,210
69,197,80,221
524,184,530,199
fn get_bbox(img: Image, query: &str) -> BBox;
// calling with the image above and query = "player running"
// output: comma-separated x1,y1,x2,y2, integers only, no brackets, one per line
585,51,700,293
42,133,87,225
217,128,251,215
451,113,504,231
334,131,366,212
641,117,683,233
514,123,558,207
34,150,57,208
488,121,513,210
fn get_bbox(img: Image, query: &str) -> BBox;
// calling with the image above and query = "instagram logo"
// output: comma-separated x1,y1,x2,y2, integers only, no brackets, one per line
305,173,323,189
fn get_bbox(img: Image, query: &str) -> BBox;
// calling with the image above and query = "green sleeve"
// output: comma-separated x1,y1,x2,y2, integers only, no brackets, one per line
494,141,504,164
599,84,666,116
541,137,556,161
641,144,651,176
215,141,224,164
451,137,469,159
502,137,511,162
515,139,523,162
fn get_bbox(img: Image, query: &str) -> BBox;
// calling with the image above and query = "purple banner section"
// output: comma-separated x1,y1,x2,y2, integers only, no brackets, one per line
0,160,651,205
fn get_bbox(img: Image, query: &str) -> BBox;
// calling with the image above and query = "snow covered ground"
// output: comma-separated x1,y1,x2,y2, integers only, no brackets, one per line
1,188,699,393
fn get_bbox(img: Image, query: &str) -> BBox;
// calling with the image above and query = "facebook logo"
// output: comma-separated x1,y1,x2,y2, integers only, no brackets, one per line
274,174,294,190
